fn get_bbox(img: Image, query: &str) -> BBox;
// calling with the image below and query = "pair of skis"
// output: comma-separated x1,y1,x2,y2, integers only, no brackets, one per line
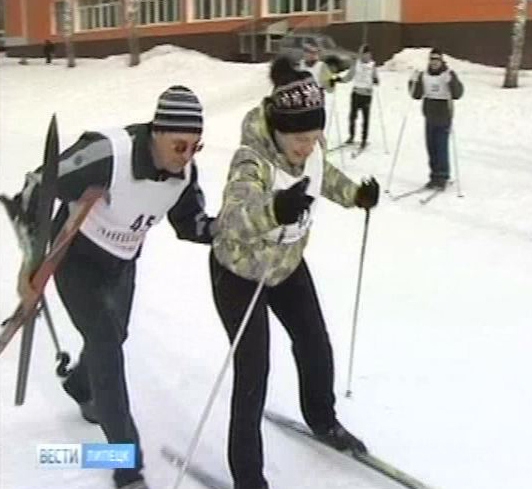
162,411,435,489
0,115,104,405
327,142,368,160
389,184,449,205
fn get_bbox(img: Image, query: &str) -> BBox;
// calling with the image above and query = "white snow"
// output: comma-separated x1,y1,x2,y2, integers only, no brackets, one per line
1,45,531,489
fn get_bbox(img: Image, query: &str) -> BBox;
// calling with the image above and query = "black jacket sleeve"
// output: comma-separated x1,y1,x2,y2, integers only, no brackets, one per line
409,72,424,100
449,70,464,100
167,163,215,244
16,131,112,228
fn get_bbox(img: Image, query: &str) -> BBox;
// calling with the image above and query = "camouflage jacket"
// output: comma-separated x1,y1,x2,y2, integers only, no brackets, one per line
212,104,361,286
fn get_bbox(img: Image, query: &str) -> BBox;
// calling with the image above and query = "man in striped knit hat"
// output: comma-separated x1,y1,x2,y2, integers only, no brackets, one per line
12,86,216,489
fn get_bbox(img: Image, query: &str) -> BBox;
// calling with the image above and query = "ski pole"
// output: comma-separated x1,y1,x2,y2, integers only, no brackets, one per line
346,209,371,398
170,229,286,489
326,89,337,147
385,73,417,193
39,296,72,378
450,126,463,197
448,100,464,198
375,87,389,154
333,90,347,169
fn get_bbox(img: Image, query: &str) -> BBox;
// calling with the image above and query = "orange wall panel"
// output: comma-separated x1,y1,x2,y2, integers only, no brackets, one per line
5,0,53,42
5,0,24,37
403,0,532,23
27,0,53,42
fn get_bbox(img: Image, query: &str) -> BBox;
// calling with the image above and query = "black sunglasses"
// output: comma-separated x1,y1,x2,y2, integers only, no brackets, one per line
173,140,204,155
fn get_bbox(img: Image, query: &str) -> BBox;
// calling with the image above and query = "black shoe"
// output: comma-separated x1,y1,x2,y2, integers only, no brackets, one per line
360,140,368,149
118,480,150,489
315,421,367,454
79,400,99,424
424,180,437,189
62,375,98,424
235,483,268,489
433,179,448,190
345,137,354,145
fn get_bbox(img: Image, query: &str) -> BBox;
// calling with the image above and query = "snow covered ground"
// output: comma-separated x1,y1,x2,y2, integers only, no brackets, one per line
1,46,531,489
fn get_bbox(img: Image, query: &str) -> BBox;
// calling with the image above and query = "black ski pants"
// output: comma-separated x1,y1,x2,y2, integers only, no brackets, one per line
348,92,372,143
425,121,451,182
210,251,337,489
54,245,142,488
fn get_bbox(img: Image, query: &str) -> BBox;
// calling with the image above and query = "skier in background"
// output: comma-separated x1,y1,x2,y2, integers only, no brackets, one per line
409,48,464,189
341,44,379,148
298,42,335,91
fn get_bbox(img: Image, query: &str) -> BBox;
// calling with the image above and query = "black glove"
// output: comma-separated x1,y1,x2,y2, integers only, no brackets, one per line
449,70,458,83
330,75,342,88
355,177,380,209
273,177,314,225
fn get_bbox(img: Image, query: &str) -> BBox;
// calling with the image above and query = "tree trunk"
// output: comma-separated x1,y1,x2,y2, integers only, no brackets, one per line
503,0,527,88
125,0,141,67
19,0,28,65
64,0,76,68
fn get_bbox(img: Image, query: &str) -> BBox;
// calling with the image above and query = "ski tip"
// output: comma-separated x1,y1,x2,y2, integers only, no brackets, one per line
48,113,58,132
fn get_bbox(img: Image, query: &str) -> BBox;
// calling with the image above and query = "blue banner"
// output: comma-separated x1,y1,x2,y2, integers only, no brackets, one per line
81,443,135,469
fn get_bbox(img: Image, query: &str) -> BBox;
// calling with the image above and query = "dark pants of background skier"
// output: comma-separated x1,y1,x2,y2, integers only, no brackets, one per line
210,251,337,489
349,92,372,144
54,236,143,488
425,121,451,183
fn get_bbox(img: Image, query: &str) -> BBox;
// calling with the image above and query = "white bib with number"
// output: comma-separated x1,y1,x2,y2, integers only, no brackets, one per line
75,128,190,259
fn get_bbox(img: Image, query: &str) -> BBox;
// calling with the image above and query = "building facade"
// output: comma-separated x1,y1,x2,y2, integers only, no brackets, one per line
3,0,532,67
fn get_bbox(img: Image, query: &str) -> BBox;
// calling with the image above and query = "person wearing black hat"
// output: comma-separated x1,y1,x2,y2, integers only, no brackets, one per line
341,44,379,148
210,56,379,489
409,48,464,189
11,86,216,489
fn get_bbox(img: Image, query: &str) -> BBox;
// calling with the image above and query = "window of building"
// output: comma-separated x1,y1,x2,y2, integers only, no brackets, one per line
78,0,121,30
268,0,342,14
194,0,251,20
138,0,180,25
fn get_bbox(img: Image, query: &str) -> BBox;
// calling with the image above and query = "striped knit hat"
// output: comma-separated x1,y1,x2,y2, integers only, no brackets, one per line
152,85,203,134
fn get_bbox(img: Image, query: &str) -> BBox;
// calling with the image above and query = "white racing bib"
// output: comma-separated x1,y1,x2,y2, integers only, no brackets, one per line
266,143,324,244
353,60,375,90
74,128,191,259
299,60,327,88
422,71,451,100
